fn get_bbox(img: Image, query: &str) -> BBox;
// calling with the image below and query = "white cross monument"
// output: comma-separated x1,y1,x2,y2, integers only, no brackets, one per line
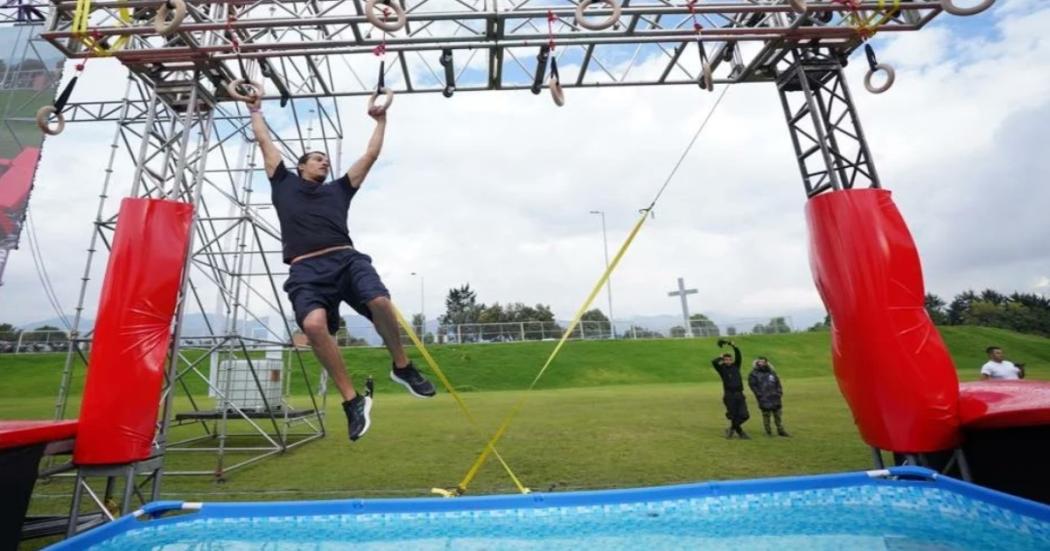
668,277,699,337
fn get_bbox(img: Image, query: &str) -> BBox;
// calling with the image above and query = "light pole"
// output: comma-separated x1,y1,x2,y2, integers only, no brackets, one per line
589,210,616,339
411,272,425,336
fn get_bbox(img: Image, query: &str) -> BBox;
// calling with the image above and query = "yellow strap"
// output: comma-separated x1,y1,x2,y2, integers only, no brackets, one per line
73,0,90,35
392,306,530,495
456,207,652,493
72,0,133,57
851,0,901,36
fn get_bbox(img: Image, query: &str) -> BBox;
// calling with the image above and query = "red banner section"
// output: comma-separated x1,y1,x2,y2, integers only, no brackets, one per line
74,198,193,465
806,189,960,453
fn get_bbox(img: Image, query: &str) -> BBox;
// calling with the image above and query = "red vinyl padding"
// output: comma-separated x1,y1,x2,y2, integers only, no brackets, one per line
0,421,78,451
73,198,193,465
959,380,1050,430
806,189,961,453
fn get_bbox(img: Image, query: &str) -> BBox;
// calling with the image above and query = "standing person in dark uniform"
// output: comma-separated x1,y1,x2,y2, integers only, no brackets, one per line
711,339,750,439
748,357,789,437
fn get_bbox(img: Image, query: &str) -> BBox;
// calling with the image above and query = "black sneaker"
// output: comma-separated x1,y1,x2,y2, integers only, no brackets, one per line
390,362,436,398
342,394,372,441
778,429,791,437
737,430,751,440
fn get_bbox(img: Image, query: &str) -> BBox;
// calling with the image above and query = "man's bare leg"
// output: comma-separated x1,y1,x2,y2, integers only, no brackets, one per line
366,296,409,368
302,308,357,401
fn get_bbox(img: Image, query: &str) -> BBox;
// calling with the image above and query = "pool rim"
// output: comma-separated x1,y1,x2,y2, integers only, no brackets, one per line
49,466,1050,549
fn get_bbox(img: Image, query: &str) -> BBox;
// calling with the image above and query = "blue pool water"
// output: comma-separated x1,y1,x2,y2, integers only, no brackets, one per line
81,481,1050,550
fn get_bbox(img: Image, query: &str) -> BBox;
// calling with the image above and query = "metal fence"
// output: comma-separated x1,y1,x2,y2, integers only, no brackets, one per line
421,318,795,345
0,316,796,353
0,330,72,353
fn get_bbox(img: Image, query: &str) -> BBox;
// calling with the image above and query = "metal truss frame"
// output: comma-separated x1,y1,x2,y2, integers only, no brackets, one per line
776,48,879,197
34,1,945,99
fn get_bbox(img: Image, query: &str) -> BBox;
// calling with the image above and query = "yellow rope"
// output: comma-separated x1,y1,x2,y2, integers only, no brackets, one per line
392,306,530,495
455,207,653,493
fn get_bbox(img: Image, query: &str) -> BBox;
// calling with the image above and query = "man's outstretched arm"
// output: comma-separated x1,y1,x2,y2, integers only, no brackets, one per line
248,96,281,178
346,106,387,188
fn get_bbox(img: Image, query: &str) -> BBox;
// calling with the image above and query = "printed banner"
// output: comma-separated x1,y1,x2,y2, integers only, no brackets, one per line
0,24,65,283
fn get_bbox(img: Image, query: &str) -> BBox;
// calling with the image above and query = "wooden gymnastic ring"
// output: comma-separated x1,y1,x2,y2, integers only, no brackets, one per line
940,0,994,17
789,0,807,14
154,0,187,36
36,105,65,136
369,88,395,112
226,79,263,102
864,63,895,94
575,0,622,31
365,0,407,33
548,75,565,107
700,58,714,92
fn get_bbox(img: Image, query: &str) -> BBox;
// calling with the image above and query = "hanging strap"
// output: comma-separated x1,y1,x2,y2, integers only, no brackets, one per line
372,5,391,93
453,84,732,493
391,306,531,496
864,43,879,72
54,60,87,112
454,207,653,493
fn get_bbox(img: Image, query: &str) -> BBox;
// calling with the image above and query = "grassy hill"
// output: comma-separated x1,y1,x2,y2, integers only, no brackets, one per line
1,326,1046,404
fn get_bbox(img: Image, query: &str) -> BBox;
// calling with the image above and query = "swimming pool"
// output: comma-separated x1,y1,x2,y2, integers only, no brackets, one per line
53,467,1050,550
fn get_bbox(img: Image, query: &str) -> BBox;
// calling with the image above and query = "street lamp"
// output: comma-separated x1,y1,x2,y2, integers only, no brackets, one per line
589,210,616,339
410,272,425,335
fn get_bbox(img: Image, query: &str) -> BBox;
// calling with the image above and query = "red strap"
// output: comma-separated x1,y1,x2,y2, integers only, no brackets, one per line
687,0,702,34
373,6,391,57
547,9,556,51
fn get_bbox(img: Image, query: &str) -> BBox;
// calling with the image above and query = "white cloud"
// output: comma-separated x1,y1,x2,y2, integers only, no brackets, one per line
2,4,1049,334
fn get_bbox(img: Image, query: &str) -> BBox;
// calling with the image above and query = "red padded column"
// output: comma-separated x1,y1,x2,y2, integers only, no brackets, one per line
74,198,193,465
806,189,960,453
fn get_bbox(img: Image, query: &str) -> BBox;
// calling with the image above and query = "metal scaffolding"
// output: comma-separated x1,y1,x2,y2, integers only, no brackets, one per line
36,1,946,97
0,0,989,482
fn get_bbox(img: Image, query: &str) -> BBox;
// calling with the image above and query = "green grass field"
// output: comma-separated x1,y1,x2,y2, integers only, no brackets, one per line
1,325,1047,548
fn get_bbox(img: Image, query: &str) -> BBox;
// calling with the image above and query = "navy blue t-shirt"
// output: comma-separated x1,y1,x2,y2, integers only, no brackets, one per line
269,162,358,264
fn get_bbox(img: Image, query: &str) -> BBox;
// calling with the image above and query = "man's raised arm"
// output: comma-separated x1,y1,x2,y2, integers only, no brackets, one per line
346,98,388,188
248,95,281,178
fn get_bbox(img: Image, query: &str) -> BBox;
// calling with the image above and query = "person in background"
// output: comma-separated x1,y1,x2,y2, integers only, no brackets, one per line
980,346,1025,380
711,339,750,439
748,356,789,437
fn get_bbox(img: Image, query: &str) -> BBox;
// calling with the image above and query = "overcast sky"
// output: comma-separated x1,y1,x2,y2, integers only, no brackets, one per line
1,1,1048,333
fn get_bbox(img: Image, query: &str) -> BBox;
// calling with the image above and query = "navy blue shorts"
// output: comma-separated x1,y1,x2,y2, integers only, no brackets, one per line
283,248,389,335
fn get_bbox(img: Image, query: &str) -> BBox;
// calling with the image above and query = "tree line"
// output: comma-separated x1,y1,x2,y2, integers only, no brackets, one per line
925,289,1050,337
805,289,1050,337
